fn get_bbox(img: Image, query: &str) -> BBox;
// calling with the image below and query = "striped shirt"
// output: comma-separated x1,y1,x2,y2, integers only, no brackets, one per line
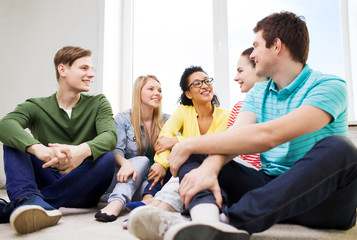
241,64,348,176
228,101,261,169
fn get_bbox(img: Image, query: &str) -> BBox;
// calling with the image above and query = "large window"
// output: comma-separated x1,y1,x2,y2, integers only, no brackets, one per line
132,0,214,114
104,0,355,120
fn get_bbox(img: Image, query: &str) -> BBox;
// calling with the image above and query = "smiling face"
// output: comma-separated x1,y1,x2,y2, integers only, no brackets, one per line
185,71,214,105
140,77,162,109
250,30,276,78
234,55,262,93
59,56,94,93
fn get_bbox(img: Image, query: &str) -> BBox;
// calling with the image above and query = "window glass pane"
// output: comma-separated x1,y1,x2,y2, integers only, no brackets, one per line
133,0,213,114
227,0,343,107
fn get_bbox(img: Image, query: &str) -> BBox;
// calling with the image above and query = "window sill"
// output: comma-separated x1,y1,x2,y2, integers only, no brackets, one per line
348,121,357,126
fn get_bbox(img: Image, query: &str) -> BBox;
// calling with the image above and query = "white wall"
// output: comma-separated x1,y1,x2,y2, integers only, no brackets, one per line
0,0,106,188
0,0,105,118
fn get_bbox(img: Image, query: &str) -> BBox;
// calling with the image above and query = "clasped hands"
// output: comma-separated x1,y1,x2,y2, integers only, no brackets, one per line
27,143,90,174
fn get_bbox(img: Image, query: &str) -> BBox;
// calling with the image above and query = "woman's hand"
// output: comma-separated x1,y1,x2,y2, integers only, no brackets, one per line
154,136,179,154
147,162,166,190
117,160,137,183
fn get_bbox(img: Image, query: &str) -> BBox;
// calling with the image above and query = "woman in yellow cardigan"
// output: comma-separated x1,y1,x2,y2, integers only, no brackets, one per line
127,65,229,213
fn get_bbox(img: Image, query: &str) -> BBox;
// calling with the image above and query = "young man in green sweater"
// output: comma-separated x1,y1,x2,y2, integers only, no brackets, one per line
0,46,117,234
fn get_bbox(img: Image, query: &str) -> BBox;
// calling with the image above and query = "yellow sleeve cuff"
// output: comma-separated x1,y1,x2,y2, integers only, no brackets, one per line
154,150,170,170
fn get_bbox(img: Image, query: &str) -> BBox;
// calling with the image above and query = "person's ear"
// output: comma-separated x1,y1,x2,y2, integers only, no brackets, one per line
185,91,192,99
58,64,66,77
274,38,282,54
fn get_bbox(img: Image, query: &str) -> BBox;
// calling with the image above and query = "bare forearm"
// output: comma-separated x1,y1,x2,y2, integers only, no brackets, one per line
114,154,128,167
201,154,236,175
182,124,274,157
26,143,45,155
78,143,92,159
183,105,334,158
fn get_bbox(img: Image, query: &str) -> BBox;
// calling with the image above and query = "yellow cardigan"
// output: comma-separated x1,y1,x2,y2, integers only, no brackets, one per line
154,104,230,169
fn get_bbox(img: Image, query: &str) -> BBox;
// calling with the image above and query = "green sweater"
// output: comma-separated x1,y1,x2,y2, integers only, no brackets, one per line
0,93,117,161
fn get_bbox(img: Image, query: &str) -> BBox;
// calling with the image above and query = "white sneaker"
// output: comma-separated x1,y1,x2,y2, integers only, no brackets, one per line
164,221,250,240
10,205,62,234
9,194,61,234
127,206,188,240
122,219,128,229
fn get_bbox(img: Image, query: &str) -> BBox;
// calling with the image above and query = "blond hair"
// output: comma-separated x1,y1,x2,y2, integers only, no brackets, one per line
131,75,164,155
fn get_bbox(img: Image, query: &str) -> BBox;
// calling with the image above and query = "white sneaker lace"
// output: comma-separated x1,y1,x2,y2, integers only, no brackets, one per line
158,217,173,237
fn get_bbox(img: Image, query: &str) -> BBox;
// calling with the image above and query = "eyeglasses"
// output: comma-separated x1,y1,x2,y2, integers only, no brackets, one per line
187,78,214,89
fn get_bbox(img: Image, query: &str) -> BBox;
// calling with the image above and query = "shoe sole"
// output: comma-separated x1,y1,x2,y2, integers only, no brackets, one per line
164,221,250,240
10,205,62,234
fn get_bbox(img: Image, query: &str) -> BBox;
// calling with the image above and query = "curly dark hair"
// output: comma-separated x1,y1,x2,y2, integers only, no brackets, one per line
178,66,220,106
253,11,309,65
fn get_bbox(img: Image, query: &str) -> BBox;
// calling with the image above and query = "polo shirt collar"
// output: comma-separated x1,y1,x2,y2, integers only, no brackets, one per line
269,64,311,94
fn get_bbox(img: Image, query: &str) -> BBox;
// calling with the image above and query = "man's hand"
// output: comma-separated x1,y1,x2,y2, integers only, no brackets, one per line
179,162,222,209
117,160,137,183
154,136,179,154
168,140,192,177
147,162,166,190
26,143,63,164
43,143,91,174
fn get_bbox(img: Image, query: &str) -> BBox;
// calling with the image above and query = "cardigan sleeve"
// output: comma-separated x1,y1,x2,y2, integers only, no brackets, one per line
154,106,184,169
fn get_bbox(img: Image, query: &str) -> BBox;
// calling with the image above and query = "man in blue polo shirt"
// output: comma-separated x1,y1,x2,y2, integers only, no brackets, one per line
126,11,357,240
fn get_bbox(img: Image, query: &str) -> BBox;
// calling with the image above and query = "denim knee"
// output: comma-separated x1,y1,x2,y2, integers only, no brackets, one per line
130,156,150,177
95,152,116,174
320,135,357,155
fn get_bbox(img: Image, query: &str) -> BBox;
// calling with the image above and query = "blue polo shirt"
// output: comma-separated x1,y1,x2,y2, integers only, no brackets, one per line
241,65,348,176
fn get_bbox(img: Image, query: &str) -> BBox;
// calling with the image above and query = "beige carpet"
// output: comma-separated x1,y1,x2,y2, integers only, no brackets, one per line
0,190,356,240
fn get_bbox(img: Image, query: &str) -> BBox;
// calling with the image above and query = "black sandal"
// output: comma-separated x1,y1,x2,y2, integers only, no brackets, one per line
94,210,118,222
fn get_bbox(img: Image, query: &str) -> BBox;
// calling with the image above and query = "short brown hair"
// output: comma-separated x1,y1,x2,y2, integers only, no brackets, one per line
253,11,309,65
54,46,92,80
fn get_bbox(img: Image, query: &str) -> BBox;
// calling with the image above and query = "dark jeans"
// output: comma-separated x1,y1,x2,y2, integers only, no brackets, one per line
178,135,357,234
3,145,115,209
143,168,172,196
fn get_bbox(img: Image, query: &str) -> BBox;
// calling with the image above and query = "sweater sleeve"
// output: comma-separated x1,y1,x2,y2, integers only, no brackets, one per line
0,102,40,152
86,96,118,160
154,106,184,169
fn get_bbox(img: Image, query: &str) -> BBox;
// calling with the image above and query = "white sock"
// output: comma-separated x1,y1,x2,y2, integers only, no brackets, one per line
219,212,229,224
189,203,220,222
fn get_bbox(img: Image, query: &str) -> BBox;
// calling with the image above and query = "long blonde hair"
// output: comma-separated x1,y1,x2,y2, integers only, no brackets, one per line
131,75,165,155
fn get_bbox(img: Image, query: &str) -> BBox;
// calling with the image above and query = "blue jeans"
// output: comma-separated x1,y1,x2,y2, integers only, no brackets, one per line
104,156,150,206
143,168,172,197
178,135,357,234
4,145,115,209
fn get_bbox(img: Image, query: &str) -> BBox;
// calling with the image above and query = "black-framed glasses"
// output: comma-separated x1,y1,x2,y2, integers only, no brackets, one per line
187,78,214,89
